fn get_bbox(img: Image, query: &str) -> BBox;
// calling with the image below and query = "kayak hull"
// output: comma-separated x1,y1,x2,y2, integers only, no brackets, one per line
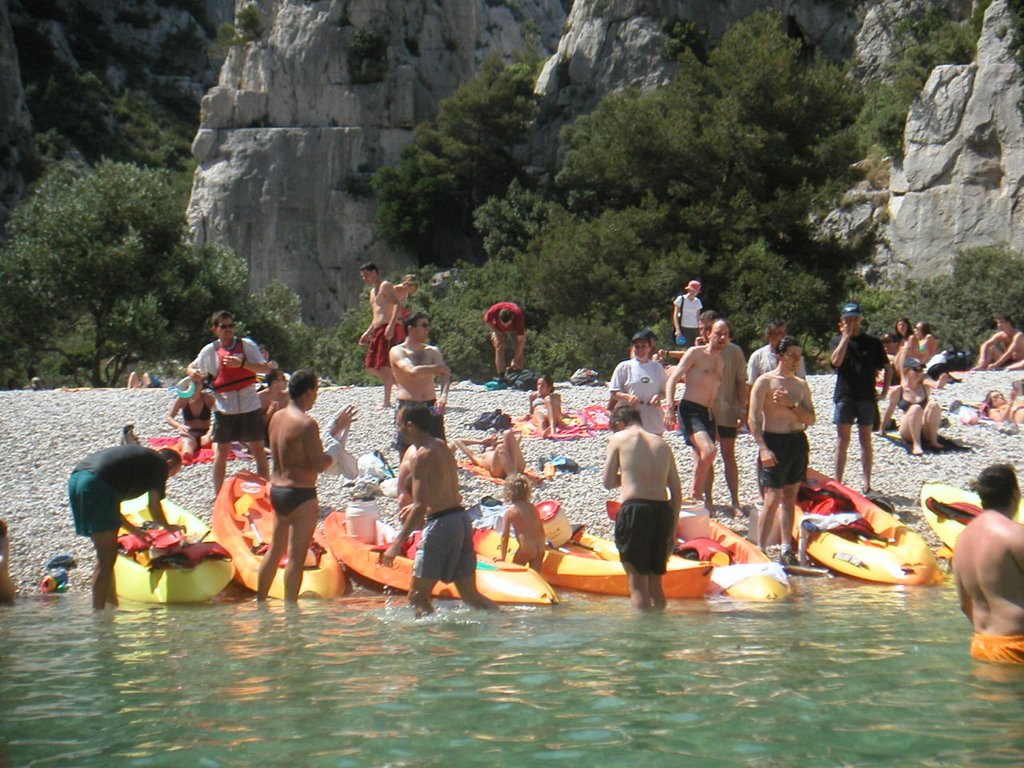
321,511,558,605
707,521,791,601
796,469,943,586
116,495,233,604
212,472,345,599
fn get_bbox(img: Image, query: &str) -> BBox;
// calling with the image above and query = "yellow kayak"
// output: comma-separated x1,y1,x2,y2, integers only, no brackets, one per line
116,494,234,603
920,482,1024,552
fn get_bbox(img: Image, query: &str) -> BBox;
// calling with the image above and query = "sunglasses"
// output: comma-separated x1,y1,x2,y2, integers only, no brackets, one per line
218,323,236,329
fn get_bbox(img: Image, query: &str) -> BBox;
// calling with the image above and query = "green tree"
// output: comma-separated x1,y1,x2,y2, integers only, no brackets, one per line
374,54,540,259
0,161,247,386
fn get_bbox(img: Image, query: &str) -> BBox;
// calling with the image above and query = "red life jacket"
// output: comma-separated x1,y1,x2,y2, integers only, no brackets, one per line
212,340,257,392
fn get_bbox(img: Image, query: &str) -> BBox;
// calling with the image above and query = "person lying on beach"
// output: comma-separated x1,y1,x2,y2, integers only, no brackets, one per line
165,388,215,461
452,429,526,480
498,474,546,572
0,519,15,603
529,375,567,437
878,357,943,455
981,387,1024,425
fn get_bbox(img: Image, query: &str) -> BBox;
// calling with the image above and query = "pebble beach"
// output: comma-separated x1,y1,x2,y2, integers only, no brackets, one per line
2,370,1022,595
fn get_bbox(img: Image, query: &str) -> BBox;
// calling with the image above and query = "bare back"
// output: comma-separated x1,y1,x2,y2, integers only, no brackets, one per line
407,438,463,515
506,501,546,551
269,403,324,488
391,342,445,401
954,512,1024,636
603,425,681,508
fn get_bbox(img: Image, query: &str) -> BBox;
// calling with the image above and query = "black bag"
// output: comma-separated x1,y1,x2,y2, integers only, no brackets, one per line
472,409,512,431
504,368,538,391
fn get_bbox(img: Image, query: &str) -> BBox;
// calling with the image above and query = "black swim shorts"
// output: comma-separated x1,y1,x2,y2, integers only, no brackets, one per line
758,431,809,489
614,499,676,575
678,400,717,448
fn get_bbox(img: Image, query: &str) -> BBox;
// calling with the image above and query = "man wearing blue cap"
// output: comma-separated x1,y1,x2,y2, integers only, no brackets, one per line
830,302,891,492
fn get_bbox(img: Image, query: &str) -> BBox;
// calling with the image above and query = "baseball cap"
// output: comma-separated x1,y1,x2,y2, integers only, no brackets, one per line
631,329,655,343
841,302,863,318
686,280,702,292
903,357,924,371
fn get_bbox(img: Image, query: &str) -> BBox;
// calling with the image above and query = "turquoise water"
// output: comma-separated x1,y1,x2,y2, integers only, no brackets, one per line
2,579,1024,767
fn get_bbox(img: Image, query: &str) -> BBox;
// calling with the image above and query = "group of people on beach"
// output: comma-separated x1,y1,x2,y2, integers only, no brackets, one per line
46,269,1024,664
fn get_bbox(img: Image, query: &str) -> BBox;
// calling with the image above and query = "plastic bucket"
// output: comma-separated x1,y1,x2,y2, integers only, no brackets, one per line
346,499,380,544
537,500,571,547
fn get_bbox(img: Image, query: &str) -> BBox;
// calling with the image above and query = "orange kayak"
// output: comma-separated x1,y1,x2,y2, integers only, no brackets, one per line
794,469,943,586
477,502,712,599
211,472,346,599
320,510,558,606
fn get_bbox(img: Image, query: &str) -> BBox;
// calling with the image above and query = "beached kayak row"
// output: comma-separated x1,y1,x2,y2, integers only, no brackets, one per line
109,469,964,606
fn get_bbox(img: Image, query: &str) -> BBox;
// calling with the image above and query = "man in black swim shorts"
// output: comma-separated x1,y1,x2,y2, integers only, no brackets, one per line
603,406,682,610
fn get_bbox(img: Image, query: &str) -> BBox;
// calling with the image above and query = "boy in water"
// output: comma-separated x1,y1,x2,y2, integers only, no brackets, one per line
498,474,546,572
0,519,14,603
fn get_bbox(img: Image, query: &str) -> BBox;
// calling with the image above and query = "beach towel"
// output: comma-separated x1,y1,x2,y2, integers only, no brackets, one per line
580,404,611,431
457,458,543,486
512,410,595,440
880,431,970,453
147,436,245,464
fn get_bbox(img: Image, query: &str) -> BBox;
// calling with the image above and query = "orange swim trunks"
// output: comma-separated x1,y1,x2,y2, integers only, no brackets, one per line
364,325,395,370
971,632,1024,664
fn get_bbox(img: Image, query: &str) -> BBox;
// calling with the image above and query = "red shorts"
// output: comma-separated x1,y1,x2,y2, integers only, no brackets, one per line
365,325,395,370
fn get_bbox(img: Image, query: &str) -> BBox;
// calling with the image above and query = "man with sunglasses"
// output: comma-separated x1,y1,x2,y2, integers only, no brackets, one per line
188,310,272,492
390,312,450,459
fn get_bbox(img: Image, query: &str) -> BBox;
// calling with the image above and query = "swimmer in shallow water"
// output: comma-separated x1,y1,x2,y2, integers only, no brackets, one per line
953,464,1024,664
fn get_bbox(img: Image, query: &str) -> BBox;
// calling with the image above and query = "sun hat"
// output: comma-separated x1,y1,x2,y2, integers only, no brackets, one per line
686,280,702,292
841,302,863,318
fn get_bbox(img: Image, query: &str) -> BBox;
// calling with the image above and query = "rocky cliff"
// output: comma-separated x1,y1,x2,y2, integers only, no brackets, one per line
884,0,1024,277
188,0,567,325
0,1,32,236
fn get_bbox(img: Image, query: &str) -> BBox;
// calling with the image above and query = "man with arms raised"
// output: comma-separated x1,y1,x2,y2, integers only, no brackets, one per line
382,404,498,617
748,337,816,564
68,445,182,610
257,370,355,602
390,312,450,459
603,405,682,610
187,310,271,492
953,464,1024,663
358,262,401,408
664,319,729,503
830,302,890,493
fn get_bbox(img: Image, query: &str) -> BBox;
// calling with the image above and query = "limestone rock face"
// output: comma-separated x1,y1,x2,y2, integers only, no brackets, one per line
531,0,861,165
883,0,1024,276
188,0,567,324
0,2,32,237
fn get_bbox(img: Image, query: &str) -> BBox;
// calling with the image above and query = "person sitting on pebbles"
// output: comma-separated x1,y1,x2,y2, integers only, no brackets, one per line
0,519,15,603
878,357,943,455
451,429,526,480
165,387,215,462
529,375,567,438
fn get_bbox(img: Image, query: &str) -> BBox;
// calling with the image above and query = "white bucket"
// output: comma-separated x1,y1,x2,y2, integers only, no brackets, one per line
346,499,380,544
676,498,710,540
538,500,571,547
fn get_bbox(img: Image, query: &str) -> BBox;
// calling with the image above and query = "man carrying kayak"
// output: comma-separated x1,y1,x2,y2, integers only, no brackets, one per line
603,405,682,611
382,404,497,618
953,464,1024,664
67,445,183,610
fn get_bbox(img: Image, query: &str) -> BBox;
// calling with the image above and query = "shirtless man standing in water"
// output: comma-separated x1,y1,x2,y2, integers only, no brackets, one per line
382,404,498,617
664,319,729,502
390,312,450,459
953,464,1024,664
257,370,355,602
603,405,682,610
748,336,816,563
358,262,400,408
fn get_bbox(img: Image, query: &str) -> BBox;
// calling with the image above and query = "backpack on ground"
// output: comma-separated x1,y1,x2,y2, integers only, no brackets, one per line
503,368,538,391
472,410,512,431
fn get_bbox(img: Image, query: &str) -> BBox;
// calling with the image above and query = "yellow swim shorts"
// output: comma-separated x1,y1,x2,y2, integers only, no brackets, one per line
971,632,1024,664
